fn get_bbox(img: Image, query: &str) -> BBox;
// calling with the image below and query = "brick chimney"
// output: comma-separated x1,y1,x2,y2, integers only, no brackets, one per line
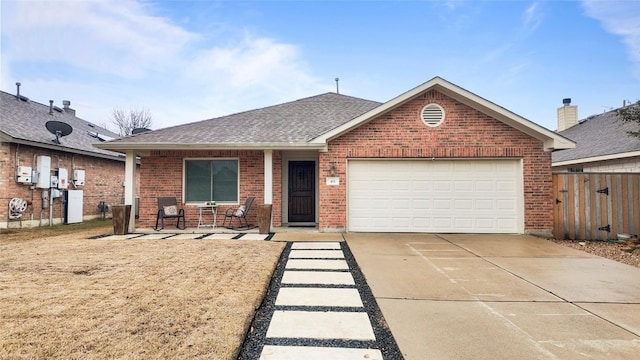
557,98,578,131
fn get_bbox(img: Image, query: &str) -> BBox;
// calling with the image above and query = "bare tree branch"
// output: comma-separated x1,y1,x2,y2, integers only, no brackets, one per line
111,107,153,136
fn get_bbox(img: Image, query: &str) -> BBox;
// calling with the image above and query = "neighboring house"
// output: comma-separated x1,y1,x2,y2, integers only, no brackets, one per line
0,84,132,228
552,100,640,172
97,77,574,235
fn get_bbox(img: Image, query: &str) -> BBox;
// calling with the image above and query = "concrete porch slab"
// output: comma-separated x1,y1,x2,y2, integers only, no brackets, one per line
271,233,344,242
275,287,363,307
281,271,355,285
260,345,382,360
266,310,375,340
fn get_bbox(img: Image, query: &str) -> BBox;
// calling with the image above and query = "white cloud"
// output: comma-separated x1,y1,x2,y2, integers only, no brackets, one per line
582,0,640,78
1,0,328,129
522,2,542,34
3,0,196,78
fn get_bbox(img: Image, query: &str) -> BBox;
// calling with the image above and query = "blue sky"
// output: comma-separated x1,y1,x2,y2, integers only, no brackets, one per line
1,0,639,132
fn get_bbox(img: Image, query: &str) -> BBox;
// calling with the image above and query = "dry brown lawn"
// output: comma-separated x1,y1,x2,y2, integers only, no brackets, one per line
0,222,285,359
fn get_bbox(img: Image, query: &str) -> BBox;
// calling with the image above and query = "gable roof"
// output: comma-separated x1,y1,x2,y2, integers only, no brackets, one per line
96,76,574,153
312,77,575,151
96,93,381,152
552,108,640,166
0,90,123,160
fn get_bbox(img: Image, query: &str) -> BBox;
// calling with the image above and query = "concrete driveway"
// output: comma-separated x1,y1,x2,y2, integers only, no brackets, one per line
346,233,640,359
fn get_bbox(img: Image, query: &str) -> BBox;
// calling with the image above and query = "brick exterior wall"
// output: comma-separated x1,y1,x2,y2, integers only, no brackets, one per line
139,149,273,229
319,90,553,233
1,143,130,228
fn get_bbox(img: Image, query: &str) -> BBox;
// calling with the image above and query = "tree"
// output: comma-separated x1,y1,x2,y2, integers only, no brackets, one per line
616,100,640,138
111,107,153,136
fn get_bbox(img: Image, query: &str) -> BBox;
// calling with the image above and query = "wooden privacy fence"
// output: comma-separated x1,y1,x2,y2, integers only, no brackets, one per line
553,172,640,240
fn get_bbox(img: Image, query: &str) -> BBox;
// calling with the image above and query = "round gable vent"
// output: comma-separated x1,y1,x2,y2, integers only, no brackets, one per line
421,103,445,127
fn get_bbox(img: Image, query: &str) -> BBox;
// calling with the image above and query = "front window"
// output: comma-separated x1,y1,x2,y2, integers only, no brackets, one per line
184,159,238,203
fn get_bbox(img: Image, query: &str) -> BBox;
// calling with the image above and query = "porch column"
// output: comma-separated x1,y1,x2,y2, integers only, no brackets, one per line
124,150,137,232
263,150,273,204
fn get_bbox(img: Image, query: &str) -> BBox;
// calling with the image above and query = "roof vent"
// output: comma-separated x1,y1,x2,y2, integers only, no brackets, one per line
15,82,29,102
563,98,571,106
421,103,445,127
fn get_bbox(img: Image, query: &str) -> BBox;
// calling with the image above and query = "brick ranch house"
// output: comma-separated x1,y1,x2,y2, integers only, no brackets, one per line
1,86,135,228
97,77,575,235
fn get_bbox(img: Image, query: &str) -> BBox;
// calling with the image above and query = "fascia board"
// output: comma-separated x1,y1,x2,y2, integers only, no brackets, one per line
552,151,640,167
3,137,125,162
95,142,327,153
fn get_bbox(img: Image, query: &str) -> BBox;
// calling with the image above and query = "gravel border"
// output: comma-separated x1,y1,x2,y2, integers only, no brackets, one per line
237,241,403,359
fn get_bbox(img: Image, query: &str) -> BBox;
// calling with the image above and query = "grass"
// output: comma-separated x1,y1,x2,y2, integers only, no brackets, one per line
0,221,285,359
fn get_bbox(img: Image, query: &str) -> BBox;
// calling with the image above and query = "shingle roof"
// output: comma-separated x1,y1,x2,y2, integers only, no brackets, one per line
552,108,640,163
0,90,123,159
102,92,381,148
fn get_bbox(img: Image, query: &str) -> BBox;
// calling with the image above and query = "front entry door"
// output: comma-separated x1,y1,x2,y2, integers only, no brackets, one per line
288,161,315,223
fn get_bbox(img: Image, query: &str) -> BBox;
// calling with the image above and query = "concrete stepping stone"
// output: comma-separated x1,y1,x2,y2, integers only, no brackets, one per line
288,250,344,259
285,259,349,270
199,233,237,240
260,345,383,360
96,234,143,240
266,310,376,340
136,233,175,240
291,242,342,250
169,233,203,239
275,288,363,307
240,234,269,241
281,270,355,285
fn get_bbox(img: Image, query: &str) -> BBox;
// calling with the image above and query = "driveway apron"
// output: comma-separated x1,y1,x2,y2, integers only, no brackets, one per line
346,233,640,360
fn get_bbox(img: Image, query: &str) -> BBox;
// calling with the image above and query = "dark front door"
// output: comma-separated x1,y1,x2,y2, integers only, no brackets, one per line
288,161,315,223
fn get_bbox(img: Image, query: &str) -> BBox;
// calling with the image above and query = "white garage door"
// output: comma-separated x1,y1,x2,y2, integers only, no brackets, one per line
348,160,523,233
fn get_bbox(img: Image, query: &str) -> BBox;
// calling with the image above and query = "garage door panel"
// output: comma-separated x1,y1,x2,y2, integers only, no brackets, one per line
348,160,523,233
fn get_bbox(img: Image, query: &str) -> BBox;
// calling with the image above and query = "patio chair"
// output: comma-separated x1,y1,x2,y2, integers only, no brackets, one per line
154,197,186,230
222,196,255,229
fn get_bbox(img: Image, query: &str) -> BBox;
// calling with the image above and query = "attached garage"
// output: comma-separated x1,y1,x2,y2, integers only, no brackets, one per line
347,159,524,233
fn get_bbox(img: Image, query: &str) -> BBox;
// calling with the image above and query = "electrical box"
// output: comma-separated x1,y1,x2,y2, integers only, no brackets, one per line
35,156,51,188
51,188,62,198
73,169,86,186
50,175,59,189
57,168,68,189
16,166,32,184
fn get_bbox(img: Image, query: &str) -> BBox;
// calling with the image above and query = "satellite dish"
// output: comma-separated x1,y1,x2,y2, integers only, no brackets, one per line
131,127,151,134
45,120,73,144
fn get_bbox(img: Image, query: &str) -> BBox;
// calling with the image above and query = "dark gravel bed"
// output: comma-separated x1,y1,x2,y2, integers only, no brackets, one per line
237,241,403,359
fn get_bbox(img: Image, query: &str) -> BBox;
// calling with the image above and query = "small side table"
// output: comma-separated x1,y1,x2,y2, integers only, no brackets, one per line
197,204,218,229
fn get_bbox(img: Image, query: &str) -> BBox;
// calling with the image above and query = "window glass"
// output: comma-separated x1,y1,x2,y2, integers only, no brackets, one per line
213,160,238,202
185,159,238,202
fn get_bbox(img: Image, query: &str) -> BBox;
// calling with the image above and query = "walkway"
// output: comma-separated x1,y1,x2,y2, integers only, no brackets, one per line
238,241,402,359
